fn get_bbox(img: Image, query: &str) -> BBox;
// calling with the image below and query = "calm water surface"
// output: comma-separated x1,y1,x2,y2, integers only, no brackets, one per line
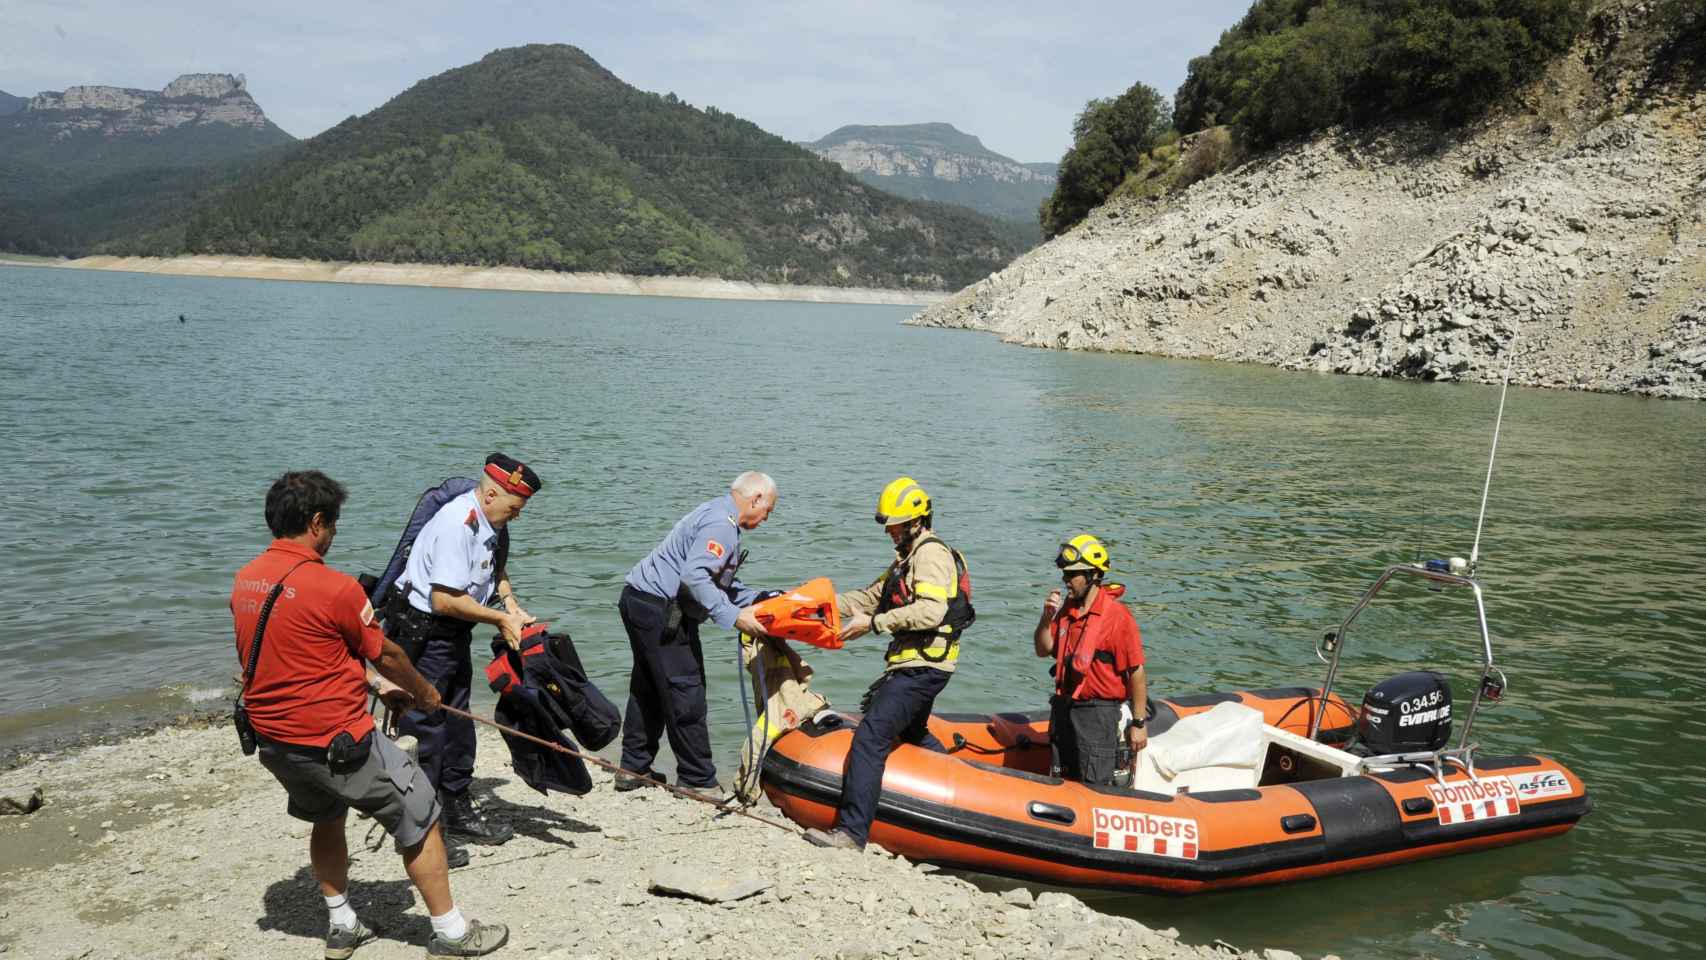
1,265,1702,959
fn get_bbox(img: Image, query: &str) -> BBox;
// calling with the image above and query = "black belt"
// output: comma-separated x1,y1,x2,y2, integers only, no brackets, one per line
624,584,699,631
256,728,372,760
1054,695,1124,706
390,602,474,633
622,584,670,609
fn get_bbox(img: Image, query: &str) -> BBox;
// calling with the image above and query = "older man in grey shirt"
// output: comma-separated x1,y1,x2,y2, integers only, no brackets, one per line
616,472,777,798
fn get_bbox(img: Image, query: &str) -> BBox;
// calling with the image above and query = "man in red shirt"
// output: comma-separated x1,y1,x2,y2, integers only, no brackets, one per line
1032,533,1147,786
231,471,506,958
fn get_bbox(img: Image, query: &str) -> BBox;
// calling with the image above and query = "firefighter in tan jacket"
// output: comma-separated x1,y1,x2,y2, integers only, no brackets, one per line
803,477,974,850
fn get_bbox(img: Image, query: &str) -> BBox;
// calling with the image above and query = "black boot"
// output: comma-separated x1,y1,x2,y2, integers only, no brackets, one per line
441,791,512,846
446,842,471,869
613,769,665,792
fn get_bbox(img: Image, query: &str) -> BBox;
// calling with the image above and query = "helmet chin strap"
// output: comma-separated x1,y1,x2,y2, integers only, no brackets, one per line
897,518,925,553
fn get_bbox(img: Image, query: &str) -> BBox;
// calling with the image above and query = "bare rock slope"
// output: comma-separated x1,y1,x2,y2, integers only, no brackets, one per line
912,4,1706,400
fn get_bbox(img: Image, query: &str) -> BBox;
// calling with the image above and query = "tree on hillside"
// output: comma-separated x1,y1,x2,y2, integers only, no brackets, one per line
1042,82,1171,238
1175,0,1590,149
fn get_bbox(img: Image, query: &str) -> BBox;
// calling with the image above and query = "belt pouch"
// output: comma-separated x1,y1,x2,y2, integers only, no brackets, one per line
327,730,371,772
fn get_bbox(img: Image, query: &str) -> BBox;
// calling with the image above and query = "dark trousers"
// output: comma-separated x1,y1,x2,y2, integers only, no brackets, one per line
390,608,477,797
618,585,717,788
1049,696,1123,786
835,667,950,847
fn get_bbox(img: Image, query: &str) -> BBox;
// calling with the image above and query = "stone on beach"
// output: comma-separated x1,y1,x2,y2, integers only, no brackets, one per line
647,863,773,903
1000,886,1035,908
0,786,42,816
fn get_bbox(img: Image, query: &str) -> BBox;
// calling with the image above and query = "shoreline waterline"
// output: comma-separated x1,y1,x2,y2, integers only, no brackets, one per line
3,254,952,306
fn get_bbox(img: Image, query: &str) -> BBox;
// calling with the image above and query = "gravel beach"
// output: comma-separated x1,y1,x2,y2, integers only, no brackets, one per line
0,720,1312,960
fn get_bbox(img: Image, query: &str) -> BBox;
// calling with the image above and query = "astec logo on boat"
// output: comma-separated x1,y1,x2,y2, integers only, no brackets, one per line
1505,769,1572,800
1425,776,1521,825
1091,808,1199,859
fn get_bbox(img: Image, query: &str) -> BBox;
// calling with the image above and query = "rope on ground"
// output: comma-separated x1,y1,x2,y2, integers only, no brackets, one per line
437,703,805,836
731,633,776,806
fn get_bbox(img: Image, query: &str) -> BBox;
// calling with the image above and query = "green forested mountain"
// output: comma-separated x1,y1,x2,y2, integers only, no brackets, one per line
0,75,296,254
150,46,1023,290
803,123,1054,242
0,90,23,116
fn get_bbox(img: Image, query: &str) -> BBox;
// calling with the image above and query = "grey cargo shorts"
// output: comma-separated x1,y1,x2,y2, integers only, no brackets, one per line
257,728,441,849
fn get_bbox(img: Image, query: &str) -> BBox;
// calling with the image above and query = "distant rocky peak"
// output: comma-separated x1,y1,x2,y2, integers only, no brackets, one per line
162,73,247,99
20,72,275,136
816,122,992,156
805,123,1052,186
29,73,253,111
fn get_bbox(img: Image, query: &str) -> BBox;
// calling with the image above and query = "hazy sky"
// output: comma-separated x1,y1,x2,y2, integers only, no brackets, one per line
0,1,1254,162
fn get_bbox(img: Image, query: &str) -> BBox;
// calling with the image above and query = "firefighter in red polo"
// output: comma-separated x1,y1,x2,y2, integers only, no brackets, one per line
1033,533,1147,786
232,470,507,956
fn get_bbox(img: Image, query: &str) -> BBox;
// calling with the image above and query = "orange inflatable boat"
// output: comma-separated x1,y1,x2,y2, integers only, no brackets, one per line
762,562,1593,893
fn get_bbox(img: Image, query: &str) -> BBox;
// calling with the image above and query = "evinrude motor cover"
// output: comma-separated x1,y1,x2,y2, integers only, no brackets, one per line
1357,671,1452,754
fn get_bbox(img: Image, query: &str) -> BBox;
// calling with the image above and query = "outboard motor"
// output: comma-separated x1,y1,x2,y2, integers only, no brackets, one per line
1354,671,1452,755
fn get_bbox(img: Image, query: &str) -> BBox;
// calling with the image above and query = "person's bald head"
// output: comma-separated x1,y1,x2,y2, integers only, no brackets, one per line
731,471,777,530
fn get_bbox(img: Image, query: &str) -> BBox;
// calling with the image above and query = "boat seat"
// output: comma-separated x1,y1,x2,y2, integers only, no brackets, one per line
1259,721,1362,778
987,713,1048,749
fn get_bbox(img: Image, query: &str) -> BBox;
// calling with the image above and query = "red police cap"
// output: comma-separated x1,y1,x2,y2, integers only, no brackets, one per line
484,453,542,498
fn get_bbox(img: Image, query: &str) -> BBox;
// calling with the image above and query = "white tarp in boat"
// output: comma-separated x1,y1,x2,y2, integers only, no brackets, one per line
1133,701,1267,793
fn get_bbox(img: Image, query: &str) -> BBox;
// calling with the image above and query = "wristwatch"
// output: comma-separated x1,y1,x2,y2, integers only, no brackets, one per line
1127,716,1146,731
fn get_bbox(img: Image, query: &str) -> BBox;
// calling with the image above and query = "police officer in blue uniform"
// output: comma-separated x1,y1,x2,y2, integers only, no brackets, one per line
616,471,777,797
389,453,541,846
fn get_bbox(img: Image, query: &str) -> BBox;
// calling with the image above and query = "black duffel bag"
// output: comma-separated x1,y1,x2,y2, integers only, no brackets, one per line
486,623,622,752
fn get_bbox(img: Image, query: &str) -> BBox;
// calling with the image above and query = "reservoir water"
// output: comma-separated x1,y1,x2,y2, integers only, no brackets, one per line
2,264,1702,959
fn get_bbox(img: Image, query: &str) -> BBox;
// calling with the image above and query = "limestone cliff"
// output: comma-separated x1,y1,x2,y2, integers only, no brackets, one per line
804,123,1055,233
911,3,1706,400
0,72,294,256
20,73,277,138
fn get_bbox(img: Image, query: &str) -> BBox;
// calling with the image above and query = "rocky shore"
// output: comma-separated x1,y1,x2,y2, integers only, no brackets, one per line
911,3,1706,400
0,721,1317,960
24,256,947,307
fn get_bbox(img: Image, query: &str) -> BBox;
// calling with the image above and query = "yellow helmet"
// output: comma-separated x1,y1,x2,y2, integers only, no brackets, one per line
875,477,931,527
1056,533,1110,573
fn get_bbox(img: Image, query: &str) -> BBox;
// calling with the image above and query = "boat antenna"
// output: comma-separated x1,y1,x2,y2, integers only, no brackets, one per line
1468,356,1514,577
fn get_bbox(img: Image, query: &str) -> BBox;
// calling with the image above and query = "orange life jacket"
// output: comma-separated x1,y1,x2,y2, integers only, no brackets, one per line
752,577,842,648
